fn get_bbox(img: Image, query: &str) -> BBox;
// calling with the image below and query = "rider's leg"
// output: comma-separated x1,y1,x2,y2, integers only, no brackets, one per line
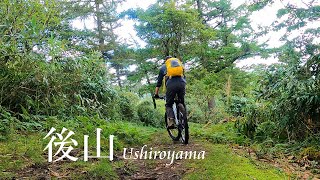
165,88,175,119
177,81,186,107
165,82,177,128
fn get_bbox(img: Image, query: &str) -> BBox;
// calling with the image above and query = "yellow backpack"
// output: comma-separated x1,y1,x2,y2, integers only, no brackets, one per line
165,58,184,78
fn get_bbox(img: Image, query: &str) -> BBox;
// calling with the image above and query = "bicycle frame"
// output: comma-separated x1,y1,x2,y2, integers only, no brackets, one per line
172,102,179,126
159,96,181,127
154,95,189,144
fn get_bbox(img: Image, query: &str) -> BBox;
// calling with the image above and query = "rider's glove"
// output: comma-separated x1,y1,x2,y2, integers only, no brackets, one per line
154,94,160,99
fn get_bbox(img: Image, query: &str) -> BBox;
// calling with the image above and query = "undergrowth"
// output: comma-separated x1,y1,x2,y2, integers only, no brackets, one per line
0,116,160,179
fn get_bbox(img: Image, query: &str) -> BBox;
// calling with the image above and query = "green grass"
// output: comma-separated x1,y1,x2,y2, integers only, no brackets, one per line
190,122,250,145
0,133,46,178
184,122,287,179
0,118,160,179
0,117,292,179
184,142,287,180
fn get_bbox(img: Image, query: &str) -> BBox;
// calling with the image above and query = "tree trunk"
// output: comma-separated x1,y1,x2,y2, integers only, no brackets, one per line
115,65,122,88
145,71,156,109
196,0,203,21
94,0,104,52
195,0,208,70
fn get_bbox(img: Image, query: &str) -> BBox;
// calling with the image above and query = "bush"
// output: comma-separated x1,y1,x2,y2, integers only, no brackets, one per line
0,106,14,141
228,96,249,117
235,99,276,139
136,100,164,127
254,121,277,142
186,97,207,123
0,52,120,121
185,95,219,124
117,91,139,122
244,58,320,141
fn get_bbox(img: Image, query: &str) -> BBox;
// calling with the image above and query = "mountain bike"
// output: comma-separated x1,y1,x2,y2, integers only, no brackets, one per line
154,95,189,144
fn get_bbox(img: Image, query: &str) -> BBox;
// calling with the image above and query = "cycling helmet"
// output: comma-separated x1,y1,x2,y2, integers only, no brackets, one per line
165,55,172,60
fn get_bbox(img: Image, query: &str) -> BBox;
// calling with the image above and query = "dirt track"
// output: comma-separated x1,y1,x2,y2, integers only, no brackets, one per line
114,132,204,180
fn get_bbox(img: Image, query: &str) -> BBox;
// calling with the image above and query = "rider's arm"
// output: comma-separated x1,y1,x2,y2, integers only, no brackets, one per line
155,87,160,95
155,65,166,95
182,67,186,82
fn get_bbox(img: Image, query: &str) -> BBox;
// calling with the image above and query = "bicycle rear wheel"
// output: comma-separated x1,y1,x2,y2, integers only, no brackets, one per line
165,111,180,141
178,103,189,144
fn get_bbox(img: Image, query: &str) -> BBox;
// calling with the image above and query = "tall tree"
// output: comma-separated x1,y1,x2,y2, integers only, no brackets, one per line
63,0,132,88
130,1,204,60
193,0,267,73
0,0,63,58
273,0,320,61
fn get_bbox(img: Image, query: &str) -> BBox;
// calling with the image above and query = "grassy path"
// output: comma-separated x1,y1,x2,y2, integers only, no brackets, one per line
0,121,288,179
184,143,285,179
116,130,287,180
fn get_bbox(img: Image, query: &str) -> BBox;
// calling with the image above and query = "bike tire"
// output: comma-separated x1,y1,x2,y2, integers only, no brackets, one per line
165,111,180,141
178,103,189,144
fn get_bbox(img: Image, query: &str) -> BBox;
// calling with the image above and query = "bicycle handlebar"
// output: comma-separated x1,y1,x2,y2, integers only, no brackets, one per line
154,96,165,100
153,95,165,109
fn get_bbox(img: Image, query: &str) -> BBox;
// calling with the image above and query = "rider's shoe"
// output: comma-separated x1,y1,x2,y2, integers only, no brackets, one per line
167,118,175,129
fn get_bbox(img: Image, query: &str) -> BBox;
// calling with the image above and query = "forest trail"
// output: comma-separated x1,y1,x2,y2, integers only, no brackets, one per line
6,124,316,179
114,132,203,180
114,131,286,180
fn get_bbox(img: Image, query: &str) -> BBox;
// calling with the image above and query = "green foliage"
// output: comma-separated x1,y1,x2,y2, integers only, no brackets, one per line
191,122,250,146
191,0,267,73
255,121,277,142
186,67,253,123
0,51,119,120
235,54,320,143
0,0,129,131
134,2,204,58
185,97,209,123
117,91,139,121
258,58,320,139
272,1,319,58
228,96,250,117
0,106,14,141
235,100,273,139
230,0,320,147
0,0,62,56
136,100,165,127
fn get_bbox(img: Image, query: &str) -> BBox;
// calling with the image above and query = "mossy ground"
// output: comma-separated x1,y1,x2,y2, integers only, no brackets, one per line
184,143,286,179
0,120,288,179
0,120,159,179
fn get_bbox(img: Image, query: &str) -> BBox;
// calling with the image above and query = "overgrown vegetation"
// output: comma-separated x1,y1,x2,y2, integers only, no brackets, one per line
0,0,319,178
0,119,159,178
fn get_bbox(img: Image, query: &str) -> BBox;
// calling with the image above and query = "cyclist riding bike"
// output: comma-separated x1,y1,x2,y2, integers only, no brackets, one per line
154,56,186,129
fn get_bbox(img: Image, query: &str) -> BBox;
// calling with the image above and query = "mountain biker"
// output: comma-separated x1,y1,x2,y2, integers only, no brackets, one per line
154,56,186,129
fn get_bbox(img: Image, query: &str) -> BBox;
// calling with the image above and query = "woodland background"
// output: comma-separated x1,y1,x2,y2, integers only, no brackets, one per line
0,0,319,179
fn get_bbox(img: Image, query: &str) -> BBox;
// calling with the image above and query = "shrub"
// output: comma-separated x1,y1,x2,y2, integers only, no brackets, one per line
0,51,120,121
254,121,277,142
117,91,139,122
228,96,249,117
253,58,319,140
185,95,218,124
0,106,14,141
136,100,164,127
186,98,207,123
